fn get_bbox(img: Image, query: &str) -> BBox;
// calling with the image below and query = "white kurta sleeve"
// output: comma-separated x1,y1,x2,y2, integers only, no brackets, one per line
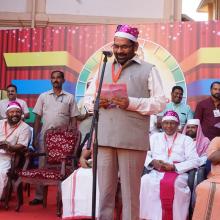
126,66,166,115
175,136,199,174
144,134,156,168
83,74,97,112
22,100,29,115
198,155,207,166
144,151,154,169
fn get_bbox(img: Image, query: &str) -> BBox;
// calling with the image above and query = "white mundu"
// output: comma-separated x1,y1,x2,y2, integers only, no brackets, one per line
61,168,99,219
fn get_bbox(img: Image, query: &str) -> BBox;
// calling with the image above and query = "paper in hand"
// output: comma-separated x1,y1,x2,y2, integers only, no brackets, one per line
101,83,128,99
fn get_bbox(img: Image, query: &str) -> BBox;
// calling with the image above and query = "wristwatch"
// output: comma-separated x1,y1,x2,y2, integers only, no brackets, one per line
149,161,154,168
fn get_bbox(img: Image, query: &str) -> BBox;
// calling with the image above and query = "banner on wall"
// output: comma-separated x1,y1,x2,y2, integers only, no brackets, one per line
0,21,220,123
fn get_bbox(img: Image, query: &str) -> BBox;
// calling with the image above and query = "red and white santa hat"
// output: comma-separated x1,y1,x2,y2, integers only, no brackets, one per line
114,24,139,42
162,110,180,123
6,101,22,112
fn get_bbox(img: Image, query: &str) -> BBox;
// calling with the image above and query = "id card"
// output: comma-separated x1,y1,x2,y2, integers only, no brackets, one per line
213,109,220,117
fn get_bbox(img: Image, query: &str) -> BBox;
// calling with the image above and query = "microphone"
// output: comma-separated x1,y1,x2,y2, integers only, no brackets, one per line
102,51,113,57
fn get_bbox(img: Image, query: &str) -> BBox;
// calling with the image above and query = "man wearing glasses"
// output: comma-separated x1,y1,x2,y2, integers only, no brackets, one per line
85,24,166,220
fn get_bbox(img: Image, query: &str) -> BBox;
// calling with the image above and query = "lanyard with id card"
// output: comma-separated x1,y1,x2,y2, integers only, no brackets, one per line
213,109,220,117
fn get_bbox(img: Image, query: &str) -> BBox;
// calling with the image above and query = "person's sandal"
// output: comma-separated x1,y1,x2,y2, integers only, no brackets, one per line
29,199,43,205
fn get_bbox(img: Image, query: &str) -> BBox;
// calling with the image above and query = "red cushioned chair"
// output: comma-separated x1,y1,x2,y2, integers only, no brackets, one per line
16,126,81,216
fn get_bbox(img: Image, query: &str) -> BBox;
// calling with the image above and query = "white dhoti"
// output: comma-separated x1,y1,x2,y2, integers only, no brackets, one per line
61,167,99,219
140,170,190,220
0,152,11,199
0,171,8,199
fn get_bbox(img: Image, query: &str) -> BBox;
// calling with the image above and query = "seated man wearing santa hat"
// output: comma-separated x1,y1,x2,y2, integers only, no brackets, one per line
0,101,31,199
140,110,199,220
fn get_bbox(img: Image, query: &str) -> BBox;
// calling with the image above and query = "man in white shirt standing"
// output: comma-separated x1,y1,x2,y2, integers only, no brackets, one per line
29,70,79,205
0,84,29,120
85,24,166,220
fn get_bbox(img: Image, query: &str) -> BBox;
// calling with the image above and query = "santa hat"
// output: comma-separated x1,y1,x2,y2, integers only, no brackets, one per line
162,110,180,123
7,101,22,112
114,24,139,42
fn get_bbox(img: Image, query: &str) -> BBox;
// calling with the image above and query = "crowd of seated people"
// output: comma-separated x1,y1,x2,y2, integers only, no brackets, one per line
139,82,220,220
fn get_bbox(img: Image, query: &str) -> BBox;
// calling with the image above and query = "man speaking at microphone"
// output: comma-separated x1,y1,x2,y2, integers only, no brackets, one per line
85,24,166,220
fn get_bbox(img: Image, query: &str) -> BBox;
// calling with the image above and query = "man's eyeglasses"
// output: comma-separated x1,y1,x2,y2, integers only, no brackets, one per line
112,44,134,50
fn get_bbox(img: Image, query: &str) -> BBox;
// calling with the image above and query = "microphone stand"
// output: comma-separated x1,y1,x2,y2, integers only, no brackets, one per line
86,52,110,220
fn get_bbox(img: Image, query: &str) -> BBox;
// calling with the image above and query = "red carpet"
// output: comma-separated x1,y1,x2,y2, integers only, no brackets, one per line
0,186,121,220
0,186,61,220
